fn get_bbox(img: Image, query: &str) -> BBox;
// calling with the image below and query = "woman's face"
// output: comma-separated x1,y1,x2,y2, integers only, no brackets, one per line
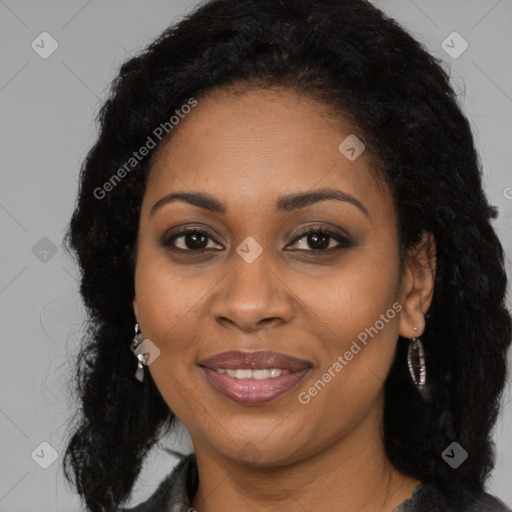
133,86,428,465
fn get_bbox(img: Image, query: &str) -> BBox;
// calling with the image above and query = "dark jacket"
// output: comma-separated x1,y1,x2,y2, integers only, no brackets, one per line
121,453,511,512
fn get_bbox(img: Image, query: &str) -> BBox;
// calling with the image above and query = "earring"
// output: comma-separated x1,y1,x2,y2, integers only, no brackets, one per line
130,323,148,382
407,335,427,399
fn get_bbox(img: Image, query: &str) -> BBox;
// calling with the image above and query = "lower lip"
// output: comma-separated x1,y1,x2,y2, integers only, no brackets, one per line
201,367,310,405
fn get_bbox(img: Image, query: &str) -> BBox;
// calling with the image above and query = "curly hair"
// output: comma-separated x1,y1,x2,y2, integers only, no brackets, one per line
63,0,512,510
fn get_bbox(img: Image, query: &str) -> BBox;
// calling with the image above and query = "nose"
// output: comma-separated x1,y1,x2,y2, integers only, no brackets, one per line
210,250,295,333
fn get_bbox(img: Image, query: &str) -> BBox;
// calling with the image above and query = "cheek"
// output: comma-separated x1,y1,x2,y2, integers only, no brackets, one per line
289,237,401,349
134,244,211,353
296,308,400,443
133,251,208,419
295,240,402,409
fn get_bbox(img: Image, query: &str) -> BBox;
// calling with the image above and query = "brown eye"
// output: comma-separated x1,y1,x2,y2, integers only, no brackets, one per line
161,228,223,252
288,228,354,252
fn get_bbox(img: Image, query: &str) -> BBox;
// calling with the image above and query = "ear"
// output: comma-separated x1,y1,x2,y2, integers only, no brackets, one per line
398,232,436,338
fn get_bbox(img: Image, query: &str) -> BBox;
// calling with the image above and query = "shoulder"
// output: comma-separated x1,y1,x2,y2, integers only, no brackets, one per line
117,453,198,512
466,492,511,512
395,483,511,512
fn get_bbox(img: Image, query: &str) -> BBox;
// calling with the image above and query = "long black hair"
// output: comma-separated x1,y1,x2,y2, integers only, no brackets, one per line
63,1,512,510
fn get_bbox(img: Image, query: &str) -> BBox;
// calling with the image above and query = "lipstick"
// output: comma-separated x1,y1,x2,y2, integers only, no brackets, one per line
199,350,312,405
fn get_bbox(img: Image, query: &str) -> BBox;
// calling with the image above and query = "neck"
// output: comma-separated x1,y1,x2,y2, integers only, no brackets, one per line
190,399,420,512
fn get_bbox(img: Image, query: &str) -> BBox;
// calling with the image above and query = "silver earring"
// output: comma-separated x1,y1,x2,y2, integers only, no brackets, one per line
130,323,148,382
407,336,427,399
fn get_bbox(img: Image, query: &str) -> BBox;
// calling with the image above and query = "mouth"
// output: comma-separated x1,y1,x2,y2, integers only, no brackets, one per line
199,350,312,405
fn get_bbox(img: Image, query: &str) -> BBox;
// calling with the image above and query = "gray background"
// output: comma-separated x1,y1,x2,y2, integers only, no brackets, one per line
0,0,511,510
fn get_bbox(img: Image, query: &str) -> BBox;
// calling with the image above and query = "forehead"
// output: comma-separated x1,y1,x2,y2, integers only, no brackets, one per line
143,86,394,221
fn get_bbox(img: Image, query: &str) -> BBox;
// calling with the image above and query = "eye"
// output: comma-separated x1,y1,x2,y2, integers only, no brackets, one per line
287,227,354,252
161,227,223,252
161,226,354,255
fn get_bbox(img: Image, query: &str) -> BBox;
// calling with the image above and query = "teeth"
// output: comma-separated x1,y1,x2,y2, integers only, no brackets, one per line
216,368,290,379
235,369,252,379
252,369,270,379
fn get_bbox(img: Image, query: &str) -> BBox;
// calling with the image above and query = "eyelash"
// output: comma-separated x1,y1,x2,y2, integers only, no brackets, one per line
160,226,354,255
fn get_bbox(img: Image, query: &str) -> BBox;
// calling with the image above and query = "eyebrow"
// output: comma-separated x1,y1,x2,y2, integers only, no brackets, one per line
150,187,368,217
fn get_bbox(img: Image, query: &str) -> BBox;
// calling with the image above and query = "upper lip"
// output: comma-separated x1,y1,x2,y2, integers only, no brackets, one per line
199,350,312,372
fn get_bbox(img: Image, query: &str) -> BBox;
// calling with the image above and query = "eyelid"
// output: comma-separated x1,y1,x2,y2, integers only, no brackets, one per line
287,226,353,251
161,226,223,251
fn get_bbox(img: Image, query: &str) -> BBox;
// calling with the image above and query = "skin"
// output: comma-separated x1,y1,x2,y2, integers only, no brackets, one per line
132,86,436,512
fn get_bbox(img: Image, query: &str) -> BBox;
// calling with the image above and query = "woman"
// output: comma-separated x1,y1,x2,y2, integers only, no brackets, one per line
63,0,512,510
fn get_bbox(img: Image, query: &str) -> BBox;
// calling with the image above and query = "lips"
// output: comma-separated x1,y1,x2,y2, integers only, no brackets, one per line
199,350,312,405
199,350,312,372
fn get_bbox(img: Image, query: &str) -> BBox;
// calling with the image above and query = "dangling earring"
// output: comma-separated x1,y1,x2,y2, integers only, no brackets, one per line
130,323,148,382
407,335,427,400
